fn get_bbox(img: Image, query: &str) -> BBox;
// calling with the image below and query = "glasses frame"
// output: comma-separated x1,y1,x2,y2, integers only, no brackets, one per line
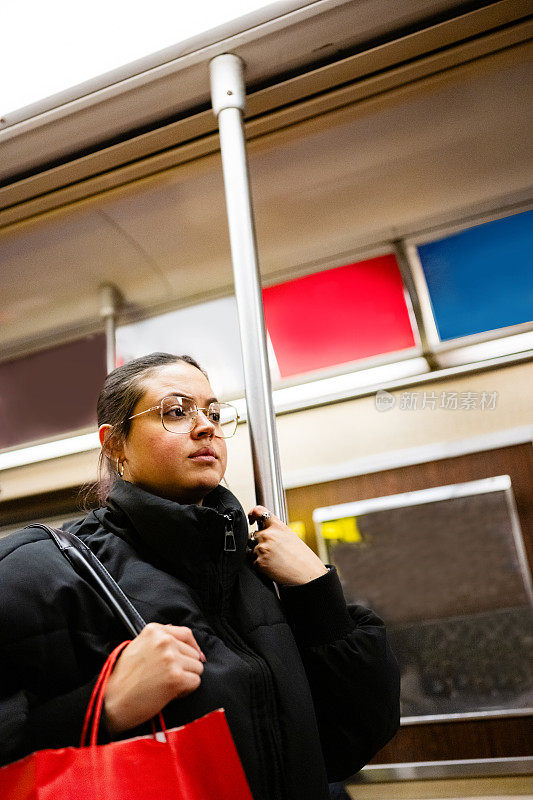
128,395,239,438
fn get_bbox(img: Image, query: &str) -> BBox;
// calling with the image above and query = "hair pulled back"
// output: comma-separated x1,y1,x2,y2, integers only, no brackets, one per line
92,352,208,505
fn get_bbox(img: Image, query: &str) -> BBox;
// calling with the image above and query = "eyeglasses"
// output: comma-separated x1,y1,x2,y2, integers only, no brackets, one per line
128,395,239,438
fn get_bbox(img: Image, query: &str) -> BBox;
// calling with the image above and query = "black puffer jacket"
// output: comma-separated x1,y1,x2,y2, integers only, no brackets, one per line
0,480,400,798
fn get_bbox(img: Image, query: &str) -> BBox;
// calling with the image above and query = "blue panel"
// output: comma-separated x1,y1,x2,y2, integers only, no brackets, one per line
417,210,533,341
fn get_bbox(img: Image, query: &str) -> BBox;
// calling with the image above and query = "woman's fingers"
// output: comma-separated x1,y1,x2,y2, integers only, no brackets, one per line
164,624,206,662
247,506,328,586
248,505,276,532
169,638,205,664
178,671,202,695
142,622,205,663
248,505,274,521
104,623,206,733
179,655,205,676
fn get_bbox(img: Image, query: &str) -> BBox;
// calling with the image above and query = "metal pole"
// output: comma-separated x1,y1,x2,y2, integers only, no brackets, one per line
209,54,287,523
99,283,119,374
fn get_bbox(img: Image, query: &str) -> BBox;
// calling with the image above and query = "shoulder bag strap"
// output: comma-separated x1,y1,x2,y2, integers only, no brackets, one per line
28,523,146,637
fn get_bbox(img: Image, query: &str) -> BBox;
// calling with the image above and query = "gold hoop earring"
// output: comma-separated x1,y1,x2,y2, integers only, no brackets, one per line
116,458,125,477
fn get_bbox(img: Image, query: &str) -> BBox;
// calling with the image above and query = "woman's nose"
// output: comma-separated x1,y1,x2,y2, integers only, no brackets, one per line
192,409,215,436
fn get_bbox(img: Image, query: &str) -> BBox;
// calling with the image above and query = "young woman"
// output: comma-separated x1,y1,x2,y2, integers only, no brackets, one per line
0,352,400,799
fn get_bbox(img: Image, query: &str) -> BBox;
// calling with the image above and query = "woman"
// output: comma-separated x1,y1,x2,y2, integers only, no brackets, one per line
0,352,400,799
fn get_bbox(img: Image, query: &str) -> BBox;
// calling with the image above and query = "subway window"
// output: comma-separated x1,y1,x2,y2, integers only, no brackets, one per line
0,335,106,450
417,210,533,341
262,254,417,378
116,297,245,400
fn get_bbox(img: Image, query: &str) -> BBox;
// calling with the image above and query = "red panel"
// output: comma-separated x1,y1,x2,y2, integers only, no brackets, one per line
262,254,415,378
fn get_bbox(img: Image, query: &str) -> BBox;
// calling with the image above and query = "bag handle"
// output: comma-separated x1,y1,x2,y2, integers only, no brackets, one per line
29,526,171,746
81,640,168,747
29,523,146,637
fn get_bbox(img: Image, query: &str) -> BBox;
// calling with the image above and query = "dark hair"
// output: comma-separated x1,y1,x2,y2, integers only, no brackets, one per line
89,352,208,505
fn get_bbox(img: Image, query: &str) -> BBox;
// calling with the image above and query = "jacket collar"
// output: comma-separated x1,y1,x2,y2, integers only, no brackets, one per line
99,479,248,602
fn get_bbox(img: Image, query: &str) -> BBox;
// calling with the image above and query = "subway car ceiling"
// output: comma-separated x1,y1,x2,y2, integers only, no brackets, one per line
0,0,531,359
1,0,527,185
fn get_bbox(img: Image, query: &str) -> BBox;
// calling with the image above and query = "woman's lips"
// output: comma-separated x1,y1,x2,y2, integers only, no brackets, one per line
189,448,217,462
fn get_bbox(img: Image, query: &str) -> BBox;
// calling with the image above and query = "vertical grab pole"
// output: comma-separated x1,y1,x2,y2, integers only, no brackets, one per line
99,283,119,375
209,54,287,523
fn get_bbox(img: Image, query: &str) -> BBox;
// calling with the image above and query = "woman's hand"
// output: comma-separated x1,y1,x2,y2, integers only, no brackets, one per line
248,506,328,586
104,622,205,734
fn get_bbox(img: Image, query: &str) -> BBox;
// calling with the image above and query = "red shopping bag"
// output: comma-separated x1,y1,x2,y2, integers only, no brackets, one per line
0,642,253,800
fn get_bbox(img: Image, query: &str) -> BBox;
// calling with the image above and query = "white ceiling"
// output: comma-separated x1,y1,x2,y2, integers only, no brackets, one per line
1,43,531,356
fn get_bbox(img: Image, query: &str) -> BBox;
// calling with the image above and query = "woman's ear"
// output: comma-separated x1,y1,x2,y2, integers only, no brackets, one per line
98,424,123,462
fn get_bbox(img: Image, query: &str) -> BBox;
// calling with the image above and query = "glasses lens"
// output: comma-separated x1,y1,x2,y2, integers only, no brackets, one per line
160,397,238,437
208,403,238,438
160,396,196,433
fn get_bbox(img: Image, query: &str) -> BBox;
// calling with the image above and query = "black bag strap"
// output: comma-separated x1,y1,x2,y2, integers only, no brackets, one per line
28,523,146,637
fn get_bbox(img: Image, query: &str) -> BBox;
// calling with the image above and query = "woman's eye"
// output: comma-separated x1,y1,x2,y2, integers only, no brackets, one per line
209,412,221,423
165,406,186,418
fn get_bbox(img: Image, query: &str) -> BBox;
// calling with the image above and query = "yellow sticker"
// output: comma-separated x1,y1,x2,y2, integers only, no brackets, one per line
321,517,362,543
289,521,306,539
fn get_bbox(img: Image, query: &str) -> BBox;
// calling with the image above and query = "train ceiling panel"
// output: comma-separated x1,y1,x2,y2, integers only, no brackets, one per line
0,1,529,208
0,0,489,183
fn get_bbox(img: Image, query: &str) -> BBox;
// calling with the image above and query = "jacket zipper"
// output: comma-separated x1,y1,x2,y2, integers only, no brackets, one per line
217,616,286,800
217,510,285,800
223,513,236,552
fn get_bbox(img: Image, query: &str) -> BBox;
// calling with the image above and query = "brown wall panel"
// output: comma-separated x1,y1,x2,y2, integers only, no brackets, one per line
287,443,533,574
371,716,533,763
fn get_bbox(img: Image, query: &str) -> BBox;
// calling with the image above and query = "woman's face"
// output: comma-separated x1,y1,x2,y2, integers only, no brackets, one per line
108,362,228,505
